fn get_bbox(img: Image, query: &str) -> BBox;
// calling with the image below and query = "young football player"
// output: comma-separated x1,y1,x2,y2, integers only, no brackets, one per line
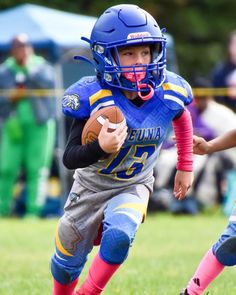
51,4,194,295
180,129,236,295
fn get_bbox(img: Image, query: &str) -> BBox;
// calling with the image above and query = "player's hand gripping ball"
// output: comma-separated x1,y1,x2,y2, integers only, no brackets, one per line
81,106,126,144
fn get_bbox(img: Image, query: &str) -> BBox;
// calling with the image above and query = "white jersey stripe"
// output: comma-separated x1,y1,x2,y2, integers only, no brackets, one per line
114,210,141,226
229,215,236,222
164,94,184,108
91,100,115,115
55,251,67,261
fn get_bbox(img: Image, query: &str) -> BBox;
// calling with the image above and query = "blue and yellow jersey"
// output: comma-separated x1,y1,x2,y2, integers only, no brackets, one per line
62,71,193,191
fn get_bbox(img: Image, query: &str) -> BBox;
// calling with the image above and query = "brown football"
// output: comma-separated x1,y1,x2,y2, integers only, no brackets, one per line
81,106,126,145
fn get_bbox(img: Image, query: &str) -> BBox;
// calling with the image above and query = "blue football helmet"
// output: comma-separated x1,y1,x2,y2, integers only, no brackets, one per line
80,4,167,99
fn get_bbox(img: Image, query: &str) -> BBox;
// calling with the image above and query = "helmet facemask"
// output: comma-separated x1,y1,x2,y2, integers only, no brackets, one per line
92,38,166,100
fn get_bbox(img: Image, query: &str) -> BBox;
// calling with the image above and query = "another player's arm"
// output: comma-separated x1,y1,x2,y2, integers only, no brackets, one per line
193,129,236,155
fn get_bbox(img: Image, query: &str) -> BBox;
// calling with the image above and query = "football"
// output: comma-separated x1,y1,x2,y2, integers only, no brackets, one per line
81,106,126,144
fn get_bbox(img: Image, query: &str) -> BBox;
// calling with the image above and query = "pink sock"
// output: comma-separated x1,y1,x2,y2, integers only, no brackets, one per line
53,278,78,295
187,249,225,294
77,253,121,294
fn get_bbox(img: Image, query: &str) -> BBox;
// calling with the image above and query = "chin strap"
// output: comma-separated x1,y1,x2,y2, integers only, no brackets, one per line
123,71,154,100
137,83,154,100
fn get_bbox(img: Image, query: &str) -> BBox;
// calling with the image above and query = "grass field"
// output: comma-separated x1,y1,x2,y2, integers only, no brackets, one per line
0,212,235,295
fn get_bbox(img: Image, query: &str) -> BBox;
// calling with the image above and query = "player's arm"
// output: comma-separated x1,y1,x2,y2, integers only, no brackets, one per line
63,118,109,169
98,119,128,154
172,109,194,200
193,129,236,155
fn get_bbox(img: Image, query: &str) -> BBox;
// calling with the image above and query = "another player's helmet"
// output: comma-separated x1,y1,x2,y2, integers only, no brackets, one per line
82,4,167,100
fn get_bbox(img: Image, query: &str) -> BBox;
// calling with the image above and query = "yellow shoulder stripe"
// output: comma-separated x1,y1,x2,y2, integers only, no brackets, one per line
163,82,187,97
89,89,113,106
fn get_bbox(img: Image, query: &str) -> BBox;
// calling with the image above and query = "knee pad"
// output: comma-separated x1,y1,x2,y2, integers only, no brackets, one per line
100,213,138,264
100,226,131,264
51,254,84,285
215,236,236,266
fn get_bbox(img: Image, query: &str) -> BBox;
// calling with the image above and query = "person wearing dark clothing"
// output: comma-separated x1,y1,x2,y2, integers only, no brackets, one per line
212,30,236,112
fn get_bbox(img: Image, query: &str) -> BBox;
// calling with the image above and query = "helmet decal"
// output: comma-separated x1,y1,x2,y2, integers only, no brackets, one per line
127,32,152,39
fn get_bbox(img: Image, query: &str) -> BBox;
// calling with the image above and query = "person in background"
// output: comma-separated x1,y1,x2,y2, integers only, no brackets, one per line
189,77,236,138
212,30,236,112
226,68,236,102
50,4,194,295
0,33,56,217
186,77,236,209
188,77,217,141
153,77,236,214
180,129,236,295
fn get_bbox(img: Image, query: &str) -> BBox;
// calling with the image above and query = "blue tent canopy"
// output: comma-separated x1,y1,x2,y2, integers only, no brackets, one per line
0,3,178,69
0,4,97,61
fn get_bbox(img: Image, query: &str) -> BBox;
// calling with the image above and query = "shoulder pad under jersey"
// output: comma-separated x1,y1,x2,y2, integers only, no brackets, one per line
161,70,193,111
62,76,101,120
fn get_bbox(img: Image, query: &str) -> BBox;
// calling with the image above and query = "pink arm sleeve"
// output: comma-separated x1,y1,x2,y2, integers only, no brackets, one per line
172,109,193,171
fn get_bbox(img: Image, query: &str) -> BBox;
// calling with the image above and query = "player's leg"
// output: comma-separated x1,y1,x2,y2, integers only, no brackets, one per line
0,123,22,216
51,217,91,295
78,184,150,294
180,248,224,295
214,206,236,266
180,206,236,295
24,119,55,216
51,184,104,295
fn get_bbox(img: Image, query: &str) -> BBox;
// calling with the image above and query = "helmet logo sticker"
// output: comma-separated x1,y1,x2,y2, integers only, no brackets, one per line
127,32,151,39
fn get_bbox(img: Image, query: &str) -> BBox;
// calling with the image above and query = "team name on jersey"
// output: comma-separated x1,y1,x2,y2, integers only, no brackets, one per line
127,127,161,142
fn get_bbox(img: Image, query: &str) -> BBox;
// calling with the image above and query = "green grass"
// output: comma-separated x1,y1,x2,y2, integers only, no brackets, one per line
0,212,235,295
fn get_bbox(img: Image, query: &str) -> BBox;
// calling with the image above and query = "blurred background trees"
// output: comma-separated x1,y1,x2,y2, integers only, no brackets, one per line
1,0,236,81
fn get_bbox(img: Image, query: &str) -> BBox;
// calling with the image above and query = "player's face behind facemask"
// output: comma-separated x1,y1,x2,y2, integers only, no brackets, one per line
111,44,164,100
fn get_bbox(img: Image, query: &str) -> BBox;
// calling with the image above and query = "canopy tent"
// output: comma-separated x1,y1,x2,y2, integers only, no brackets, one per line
0,3,97,62
0,3,178,71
